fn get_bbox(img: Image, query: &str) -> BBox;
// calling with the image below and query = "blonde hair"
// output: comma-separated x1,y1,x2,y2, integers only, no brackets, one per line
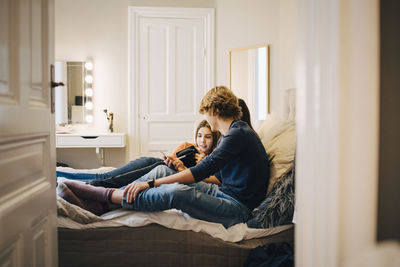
199,86,242,120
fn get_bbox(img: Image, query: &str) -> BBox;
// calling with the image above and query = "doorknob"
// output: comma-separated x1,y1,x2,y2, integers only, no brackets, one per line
51,81,65,88
50,64,65,114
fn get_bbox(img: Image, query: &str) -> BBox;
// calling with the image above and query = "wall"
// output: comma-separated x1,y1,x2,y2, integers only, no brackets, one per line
278,0,297,116
215,0,297,117
55,0,130,168
55,0,297,167
55,0,214,168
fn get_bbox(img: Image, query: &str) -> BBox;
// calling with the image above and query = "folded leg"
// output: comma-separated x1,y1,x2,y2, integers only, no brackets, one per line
58,182,110,216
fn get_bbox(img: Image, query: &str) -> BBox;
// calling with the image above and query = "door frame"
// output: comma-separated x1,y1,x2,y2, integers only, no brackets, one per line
128,7,215,159
296,0,379,266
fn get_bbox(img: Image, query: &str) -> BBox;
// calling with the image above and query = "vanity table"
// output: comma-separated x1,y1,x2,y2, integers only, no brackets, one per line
56,133,126,166
54,60,125,167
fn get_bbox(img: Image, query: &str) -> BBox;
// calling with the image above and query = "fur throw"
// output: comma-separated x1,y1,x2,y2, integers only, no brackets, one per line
247,169,294,228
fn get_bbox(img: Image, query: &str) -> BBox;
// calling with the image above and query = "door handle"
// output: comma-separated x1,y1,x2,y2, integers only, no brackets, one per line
51,81,65,88
50,64,65,113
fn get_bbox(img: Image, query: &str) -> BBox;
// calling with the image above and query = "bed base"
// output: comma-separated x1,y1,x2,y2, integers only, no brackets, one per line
58,224,294,267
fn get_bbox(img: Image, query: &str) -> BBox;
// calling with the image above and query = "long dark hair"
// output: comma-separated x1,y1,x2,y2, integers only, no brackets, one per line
238,98,254,130
195,120,221,152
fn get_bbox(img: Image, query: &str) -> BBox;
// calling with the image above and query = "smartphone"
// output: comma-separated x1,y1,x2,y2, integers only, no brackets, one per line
160,151,167,158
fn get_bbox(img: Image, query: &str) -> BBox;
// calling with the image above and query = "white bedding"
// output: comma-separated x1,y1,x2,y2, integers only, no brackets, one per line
57,167,293,243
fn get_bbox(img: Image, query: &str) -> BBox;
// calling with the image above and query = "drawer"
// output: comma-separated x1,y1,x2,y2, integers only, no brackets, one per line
56,133,125,148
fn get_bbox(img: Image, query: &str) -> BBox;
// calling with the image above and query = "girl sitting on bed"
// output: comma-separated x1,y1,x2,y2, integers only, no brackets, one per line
58,86,269,228
57,120,220,187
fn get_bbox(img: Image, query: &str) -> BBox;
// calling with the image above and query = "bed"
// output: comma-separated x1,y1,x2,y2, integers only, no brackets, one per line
57,89,296,267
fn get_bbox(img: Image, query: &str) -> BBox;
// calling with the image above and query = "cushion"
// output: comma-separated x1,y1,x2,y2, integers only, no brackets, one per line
259,120,296,194
247,168,294,229
257,114,284,140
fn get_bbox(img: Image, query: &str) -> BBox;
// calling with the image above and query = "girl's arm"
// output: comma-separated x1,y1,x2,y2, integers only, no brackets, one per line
165,142,195,170
195,152,206,163
173,158,187,172
164,155,177,170
169,142,193,158
202,175,221,185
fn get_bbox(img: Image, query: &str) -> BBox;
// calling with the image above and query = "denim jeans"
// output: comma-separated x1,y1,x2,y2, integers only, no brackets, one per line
119,165,177,189
56,157,164,186
121,176,252,228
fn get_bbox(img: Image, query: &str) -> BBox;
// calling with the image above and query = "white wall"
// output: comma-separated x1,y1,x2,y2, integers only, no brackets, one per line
55,0,215,168
278,0,297,116
216,0,297,116
55,0,297,167
55,0,130,168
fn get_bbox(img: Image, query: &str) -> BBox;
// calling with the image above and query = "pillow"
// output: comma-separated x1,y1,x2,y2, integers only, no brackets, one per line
246,168,295,229
257,114,284,140
260,121,296,193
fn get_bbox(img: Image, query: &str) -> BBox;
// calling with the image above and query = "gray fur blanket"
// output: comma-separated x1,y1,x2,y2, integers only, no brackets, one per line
247,169,294,228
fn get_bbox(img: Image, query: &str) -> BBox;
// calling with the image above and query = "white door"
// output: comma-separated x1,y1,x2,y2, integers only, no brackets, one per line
130,8,215,158
0,0,58,266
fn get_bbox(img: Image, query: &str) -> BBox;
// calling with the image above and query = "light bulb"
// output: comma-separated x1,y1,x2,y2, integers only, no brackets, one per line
85,114,94,123
85,62,93,70
85,88,93,97
85,101,93,110
85,75,93,84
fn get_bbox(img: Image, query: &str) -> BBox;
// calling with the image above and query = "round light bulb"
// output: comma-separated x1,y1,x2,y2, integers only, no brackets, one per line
85,75,93,84
85,88,93,97
85,101,93,110
85,114,94,123
85,62,93,70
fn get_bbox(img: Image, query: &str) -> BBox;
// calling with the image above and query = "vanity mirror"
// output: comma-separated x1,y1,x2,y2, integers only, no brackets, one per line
229,45,269,122
55,60,94,124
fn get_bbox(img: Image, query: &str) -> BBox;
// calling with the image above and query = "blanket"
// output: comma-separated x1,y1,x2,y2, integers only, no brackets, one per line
57,196,292,243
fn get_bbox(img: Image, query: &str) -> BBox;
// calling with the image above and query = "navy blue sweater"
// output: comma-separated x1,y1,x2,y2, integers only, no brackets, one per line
190,120,270,210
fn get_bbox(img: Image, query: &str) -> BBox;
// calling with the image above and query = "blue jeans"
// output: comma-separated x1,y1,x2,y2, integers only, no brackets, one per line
56,157,164,187
121,177,252,228
119,165,178,189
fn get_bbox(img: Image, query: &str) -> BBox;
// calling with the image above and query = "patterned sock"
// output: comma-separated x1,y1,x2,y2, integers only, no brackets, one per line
63,180,114,204
58,182,109,216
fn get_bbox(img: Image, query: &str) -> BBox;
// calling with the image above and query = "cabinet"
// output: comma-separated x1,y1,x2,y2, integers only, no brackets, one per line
56,133,126,165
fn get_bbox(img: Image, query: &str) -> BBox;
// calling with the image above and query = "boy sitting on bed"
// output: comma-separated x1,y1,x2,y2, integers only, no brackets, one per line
59,86,270,228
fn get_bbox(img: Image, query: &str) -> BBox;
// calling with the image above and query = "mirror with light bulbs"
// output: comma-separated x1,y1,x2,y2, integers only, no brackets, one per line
55,60,94,124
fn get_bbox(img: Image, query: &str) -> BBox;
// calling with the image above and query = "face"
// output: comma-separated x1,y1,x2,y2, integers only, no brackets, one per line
196,127,214,154
204,111,218,132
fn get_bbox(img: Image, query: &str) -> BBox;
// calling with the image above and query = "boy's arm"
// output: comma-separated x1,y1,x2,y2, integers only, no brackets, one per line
124,169,195,202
